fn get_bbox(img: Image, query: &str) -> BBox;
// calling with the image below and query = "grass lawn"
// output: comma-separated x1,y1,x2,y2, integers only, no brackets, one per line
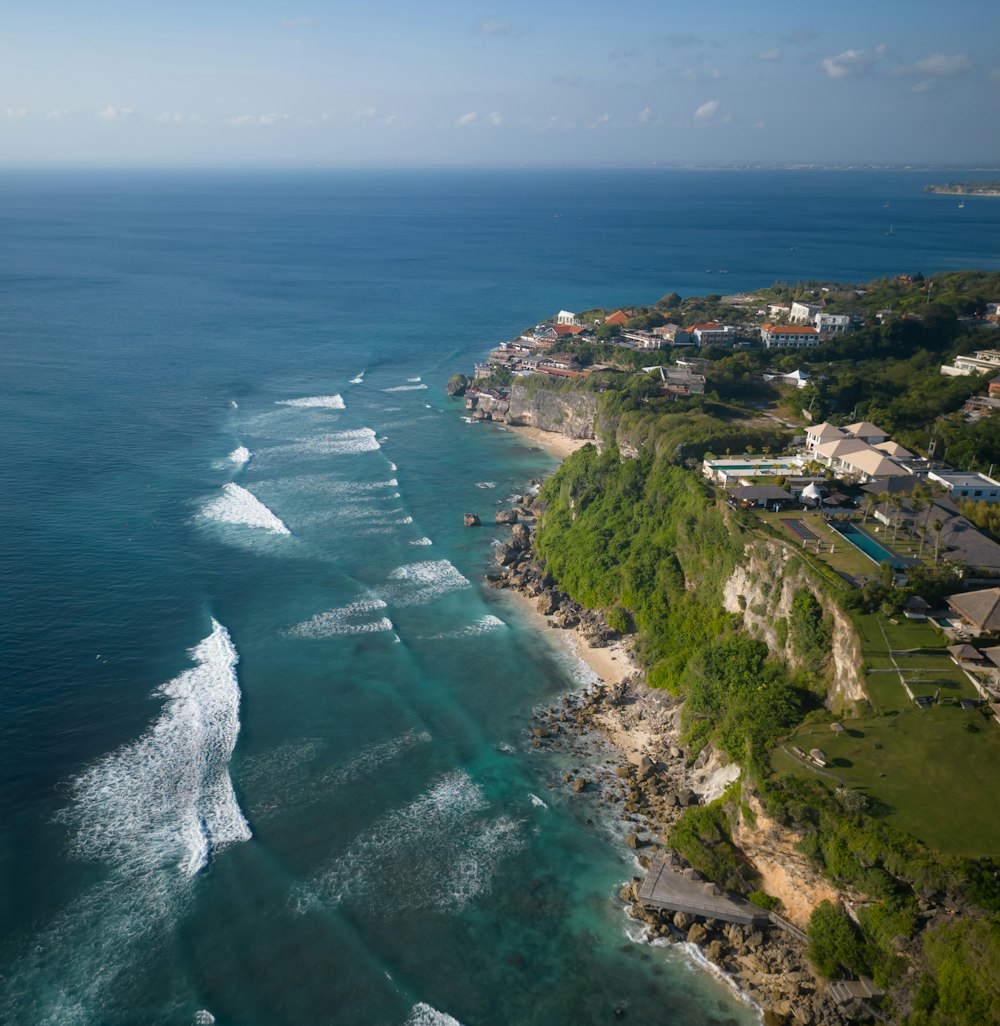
777,704,1000,857
774,610,1000,857
757,510,878,579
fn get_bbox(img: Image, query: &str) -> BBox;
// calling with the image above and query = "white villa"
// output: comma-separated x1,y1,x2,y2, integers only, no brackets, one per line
941,350,1000,376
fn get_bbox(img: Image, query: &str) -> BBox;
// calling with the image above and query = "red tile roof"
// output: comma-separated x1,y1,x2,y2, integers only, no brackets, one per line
605,310,629,325
554,323,584,335
761,323,818,334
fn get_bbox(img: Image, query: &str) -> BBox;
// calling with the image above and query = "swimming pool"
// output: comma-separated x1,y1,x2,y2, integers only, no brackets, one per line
832,522,908,568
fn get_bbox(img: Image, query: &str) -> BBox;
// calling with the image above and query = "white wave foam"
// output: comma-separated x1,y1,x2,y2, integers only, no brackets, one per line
404,1001,467,1026
288,598,394,639
320,729,432,789
384,560,470,607
350,371,365,384
290,428,381,456
4,625,252,1022
475,481,496,489
461,417,478,424
388,462,397,471
410,537,433,546
309,771,523,913
277,394,345,409
396,515,413,525
383,383,428,392
529,793,548,809
229,446,251,466
201,483,290,535
66,620,251,876
194,1012,216,1025
427,615,506,640
405,1004,464,1026
407,376,422,383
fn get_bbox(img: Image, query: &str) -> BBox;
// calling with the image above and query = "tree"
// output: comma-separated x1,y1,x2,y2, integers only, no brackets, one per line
807,900,870,978
933,518,945,566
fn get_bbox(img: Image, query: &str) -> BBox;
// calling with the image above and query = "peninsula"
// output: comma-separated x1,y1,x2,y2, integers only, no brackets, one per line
924,180,1000,196
455,270,1000,1026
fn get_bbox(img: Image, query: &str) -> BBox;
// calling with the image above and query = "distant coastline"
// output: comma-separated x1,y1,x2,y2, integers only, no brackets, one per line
925,179,1000,196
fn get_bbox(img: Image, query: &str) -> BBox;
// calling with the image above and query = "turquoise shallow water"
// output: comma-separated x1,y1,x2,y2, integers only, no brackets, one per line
1,168,997,1025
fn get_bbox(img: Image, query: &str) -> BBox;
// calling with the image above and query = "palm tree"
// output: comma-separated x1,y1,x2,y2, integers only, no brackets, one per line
890,495,905,545
933,518,945,566
860,494,877,525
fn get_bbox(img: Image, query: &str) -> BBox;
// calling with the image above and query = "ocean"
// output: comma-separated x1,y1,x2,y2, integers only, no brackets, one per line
1,167,997,1026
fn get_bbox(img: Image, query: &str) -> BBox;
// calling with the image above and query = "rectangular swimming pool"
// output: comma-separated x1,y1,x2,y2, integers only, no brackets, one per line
831,522,907,568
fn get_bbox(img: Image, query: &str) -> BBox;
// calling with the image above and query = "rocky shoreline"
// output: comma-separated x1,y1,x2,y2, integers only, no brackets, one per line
486,495,854,1026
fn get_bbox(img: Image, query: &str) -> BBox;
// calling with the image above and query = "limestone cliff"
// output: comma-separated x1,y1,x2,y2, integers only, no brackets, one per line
465,382,598,440
722,539,867,713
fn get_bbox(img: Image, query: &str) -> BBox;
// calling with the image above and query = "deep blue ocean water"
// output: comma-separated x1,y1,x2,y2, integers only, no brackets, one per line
1,168,998,1026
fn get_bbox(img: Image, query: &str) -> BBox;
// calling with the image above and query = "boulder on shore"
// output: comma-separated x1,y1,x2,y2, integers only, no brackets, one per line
495,509,519,525
446,373,472,397
463,513,481,527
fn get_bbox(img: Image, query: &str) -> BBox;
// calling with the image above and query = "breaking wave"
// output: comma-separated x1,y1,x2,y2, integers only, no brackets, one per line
350,371,365,384
320,729,432,789
306,771,523,913
1,621,251,1023
201,483,290,535
228,446,251,466
474,481,496,489
65,619,251,875
383,383,428,392
410,537,433,546
427,615,506,640
288,599,395,638
407,376,422,383
404,1004,465,1026
383,560,470,606
277,395,345,409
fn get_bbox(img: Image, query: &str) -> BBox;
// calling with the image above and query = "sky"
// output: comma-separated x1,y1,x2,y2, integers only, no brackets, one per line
2,0,999,166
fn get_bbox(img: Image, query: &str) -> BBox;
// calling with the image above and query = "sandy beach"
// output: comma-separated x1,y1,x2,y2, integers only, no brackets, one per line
503,423,592,460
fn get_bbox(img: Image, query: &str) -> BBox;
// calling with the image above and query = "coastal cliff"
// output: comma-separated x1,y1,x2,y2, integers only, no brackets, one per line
466,382,598,440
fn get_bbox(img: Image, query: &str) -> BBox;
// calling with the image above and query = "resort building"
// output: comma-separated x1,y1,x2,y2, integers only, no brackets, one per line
620,328,663,349
946,588,1000,634
844,421,890,446
928,470,1000,505
805,422,847,451
940,350,1000,376
815,313,852,334
652,323,692,346
688,323,736,347
604,310,629,326
556,310,578,325
760,324,820,348
790,301,823,323
657,366,705,397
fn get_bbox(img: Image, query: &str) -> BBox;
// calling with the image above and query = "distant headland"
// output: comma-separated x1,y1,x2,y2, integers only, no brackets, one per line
925,179,1000,196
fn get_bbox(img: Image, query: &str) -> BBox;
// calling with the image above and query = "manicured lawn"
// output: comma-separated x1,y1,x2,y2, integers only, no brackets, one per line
777,704,1000,857
757,510,878,579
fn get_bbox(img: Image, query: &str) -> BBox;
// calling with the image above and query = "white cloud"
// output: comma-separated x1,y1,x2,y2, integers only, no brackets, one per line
912,79,935,94
355,107,377,119
4,106,29,119
98,106,134,120
45,109,69,121
757,49,781,62
487,111,504,126
230,113,290,126
587,113,612,129
637,107,651,123
914,52,972,76
821,49,877,79
455,111,478,126
156,112,202,124
694,99,719,121
319,108,336,121
280,17,319,29
753,121,767,129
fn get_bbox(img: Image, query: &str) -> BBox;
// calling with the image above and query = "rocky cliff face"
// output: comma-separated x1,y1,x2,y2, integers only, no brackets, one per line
722,539,867,712
466,382,598,440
